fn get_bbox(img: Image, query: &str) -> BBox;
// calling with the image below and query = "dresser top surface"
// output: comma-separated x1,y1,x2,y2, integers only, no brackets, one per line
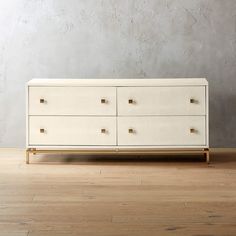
28,78,208,86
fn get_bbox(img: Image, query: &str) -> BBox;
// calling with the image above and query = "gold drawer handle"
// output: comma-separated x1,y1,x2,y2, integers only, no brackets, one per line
40,128,45,133
190,128,196,133
101,128,106,133
190,98,197,104
128,99,134,104
40,98,45,103
128,128,134,133
101,99,107,104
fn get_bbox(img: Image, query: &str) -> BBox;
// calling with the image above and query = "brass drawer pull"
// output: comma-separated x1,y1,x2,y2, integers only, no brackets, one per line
101,128,106,133
40,128,45,133
190,128,196,133
101,99,106,104
128,128,134,133
128,99,134,104
40,98,45,103
190,98,197,104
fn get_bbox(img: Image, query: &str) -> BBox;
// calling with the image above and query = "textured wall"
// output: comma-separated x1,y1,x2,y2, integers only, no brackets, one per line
0,0,236,147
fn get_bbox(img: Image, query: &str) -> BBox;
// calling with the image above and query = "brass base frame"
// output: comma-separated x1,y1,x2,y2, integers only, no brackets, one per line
26,148,210,164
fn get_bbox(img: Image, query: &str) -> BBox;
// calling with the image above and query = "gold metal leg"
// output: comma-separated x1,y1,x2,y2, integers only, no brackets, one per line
26,149,30,164
204,149,210,164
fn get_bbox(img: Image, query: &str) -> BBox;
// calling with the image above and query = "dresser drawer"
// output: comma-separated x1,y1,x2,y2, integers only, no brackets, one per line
118,116,206,146
28,87,116,115
117,87,205,115
29,116,116,146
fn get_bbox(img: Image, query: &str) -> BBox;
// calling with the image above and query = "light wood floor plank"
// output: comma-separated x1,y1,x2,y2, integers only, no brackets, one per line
0,148,235,235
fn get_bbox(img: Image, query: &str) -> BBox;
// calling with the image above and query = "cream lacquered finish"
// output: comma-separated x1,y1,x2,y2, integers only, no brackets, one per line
118,86,205,116
29,87,116,115
118,116,206,146
29,116,116,146
26,78,209,163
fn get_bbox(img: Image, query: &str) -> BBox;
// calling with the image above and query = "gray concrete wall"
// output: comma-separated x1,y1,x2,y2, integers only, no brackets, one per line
0,0,236,147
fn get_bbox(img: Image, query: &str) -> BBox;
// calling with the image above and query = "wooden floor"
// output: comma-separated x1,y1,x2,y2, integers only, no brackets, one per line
0,149,235,236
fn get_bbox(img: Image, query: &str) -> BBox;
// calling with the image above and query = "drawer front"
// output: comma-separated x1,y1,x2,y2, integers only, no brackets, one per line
117,87,205,115
29,87,116,115
118,116,206,146
29,116,116,146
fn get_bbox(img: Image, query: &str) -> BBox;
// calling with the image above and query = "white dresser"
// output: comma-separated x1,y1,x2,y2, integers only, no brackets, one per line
26,78,209,163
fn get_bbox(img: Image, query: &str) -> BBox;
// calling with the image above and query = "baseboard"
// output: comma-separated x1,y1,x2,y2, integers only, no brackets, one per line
1,147,236,153
210,148,236,153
